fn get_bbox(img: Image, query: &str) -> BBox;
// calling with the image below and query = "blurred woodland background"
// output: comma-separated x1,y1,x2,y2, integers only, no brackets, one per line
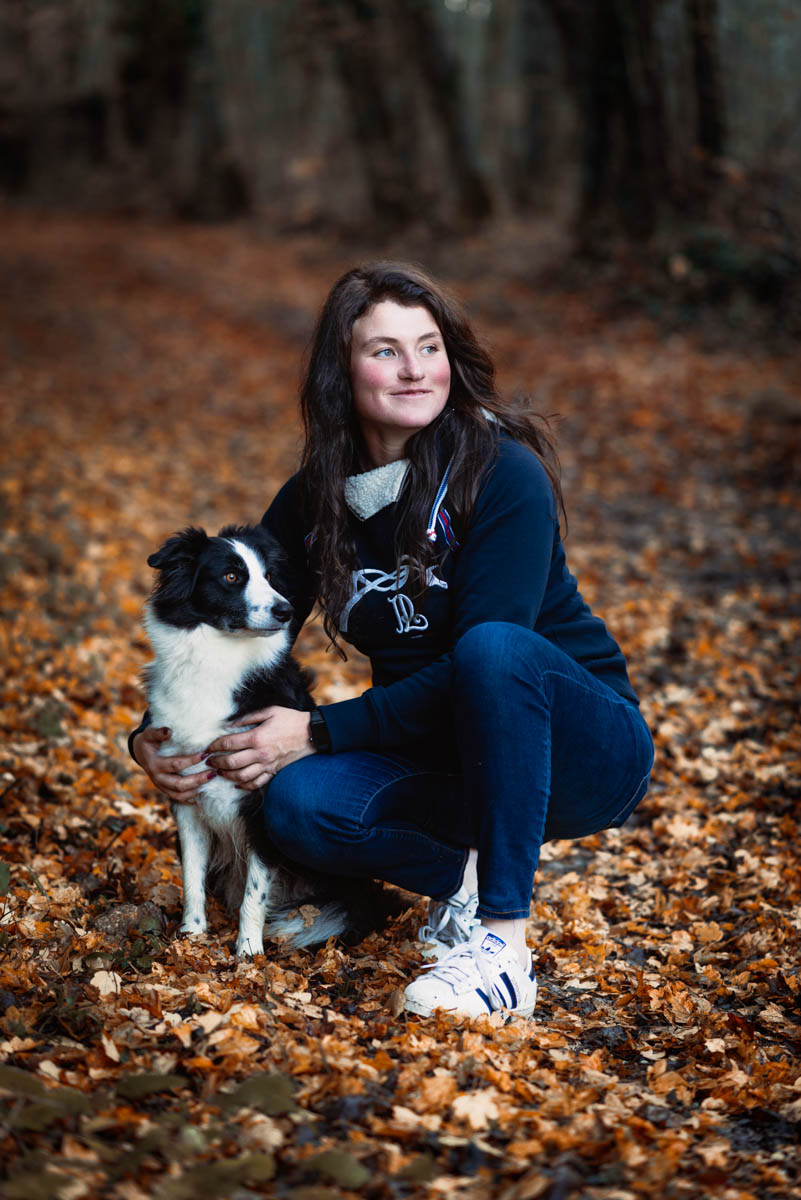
1,0,800,302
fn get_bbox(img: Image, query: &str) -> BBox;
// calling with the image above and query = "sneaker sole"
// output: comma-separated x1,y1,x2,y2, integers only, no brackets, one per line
403,987,537,1020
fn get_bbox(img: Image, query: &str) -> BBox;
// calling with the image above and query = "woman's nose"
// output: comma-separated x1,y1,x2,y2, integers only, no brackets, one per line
398,354,424,379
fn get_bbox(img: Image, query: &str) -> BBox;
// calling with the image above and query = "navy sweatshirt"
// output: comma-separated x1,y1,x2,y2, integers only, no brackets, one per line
261,435,639,755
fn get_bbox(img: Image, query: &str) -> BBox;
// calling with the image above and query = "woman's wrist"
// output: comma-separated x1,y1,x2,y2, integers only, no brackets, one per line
128,712,152,765
308,707,332,754
129,729,143,767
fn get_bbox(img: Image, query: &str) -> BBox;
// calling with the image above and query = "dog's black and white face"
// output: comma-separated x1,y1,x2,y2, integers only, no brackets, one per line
147,524,294,635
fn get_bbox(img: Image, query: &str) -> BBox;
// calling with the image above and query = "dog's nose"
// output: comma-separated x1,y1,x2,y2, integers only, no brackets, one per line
272,601,293,624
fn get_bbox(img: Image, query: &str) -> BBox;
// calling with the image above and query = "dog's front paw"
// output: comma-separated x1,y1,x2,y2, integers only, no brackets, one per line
235,933,265,958
179,917,208,936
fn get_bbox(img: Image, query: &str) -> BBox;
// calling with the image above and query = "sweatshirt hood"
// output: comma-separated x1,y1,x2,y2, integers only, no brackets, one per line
345,459,409,521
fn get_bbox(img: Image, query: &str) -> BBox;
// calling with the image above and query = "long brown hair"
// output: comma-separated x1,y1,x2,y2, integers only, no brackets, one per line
299,261,561,649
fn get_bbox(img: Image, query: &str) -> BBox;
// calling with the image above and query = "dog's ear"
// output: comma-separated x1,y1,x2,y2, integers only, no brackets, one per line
148,526,209,569
148,527,209,600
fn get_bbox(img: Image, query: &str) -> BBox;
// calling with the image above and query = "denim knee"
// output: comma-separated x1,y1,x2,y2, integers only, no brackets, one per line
263,759,364,862
453,622,548,689
262,765,321,858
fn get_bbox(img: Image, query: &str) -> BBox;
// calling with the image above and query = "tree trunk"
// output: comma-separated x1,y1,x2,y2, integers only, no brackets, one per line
399,0,492,224
542,0,672,243
480,0,517,209
327,0,490,231
516,0,560,209
112,0,249,219
685,0,726,158
609,0,671,234
327,0,419,227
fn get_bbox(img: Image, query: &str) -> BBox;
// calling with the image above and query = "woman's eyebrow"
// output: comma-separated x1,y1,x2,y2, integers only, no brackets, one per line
359,331,441,348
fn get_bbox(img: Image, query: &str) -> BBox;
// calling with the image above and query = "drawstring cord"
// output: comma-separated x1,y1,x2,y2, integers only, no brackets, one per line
426,455,455,543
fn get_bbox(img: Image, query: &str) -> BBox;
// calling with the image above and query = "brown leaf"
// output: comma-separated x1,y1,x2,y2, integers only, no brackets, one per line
451,1090,499,1131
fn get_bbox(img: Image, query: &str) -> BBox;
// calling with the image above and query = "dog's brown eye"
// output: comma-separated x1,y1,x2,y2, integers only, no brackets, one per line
224,571,238,584
264,572,271,582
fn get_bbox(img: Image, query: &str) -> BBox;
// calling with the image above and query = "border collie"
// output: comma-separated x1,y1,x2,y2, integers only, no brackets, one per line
144,523,372,956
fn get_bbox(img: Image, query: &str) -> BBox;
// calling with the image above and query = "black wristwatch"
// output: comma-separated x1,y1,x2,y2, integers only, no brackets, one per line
308,707,332,754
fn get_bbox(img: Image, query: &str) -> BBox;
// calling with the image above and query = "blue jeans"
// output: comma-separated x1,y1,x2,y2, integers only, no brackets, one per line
265,623,654,920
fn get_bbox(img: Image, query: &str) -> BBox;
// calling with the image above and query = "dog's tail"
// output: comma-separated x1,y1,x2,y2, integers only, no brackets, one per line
264,879,408,950
264,901,353,948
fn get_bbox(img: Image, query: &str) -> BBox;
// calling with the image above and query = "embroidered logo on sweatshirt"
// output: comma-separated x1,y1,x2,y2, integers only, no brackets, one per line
339,556,447,635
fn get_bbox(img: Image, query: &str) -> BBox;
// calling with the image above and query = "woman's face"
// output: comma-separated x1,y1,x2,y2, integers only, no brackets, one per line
349,299,451,467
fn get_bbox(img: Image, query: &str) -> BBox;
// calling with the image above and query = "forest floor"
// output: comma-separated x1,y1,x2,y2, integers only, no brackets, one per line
0,209,799,1200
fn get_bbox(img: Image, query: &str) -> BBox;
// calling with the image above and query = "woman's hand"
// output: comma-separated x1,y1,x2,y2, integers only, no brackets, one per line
205,707,315,791
131,726,212,804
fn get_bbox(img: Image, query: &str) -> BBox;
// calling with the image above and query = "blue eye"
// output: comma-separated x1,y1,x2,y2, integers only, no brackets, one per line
375,347,394,358
421,344,439,354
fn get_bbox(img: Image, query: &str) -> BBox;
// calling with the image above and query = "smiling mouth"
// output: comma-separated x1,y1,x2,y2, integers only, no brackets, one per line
390,389,430,396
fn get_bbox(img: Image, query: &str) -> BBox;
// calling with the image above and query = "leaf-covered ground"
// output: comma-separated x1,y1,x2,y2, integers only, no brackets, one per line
1,211,799,1199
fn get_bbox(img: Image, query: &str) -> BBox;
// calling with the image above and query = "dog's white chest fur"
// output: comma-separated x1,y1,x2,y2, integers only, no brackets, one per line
144,606,289,755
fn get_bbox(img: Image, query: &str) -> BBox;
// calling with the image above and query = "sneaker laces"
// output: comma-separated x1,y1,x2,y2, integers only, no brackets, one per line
420,941,505,1008
417,901,452,942
418,891,478,946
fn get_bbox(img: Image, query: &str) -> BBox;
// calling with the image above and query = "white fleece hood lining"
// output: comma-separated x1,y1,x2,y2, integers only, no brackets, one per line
345,459,410,521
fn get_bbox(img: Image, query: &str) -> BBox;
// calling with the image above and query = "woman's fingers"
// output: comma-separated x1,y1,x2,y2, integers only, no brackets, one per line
247,771,275,791
231,769,275,792
205,727,259,756
134,724,231,803
144,725,171,741
163,789,198,804
218,739,315,791
165,751,208,772
214,761,276,789
168,769,212,791
157,768,215,803
139,710,303,796
225,708,274,728
137,727,206,773
231,760,273,784
207,748,257,773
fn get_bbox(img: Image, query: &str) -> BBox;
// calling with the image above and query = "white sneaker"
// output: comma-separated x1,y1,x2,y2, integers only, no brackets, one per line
405,928,538,1019
418,884,480,960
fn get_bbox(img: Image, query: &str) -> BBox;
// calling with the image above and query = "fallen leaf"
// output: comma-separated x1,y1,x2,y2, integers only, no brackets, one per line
307,1149,370,1188
116,1072,187,1099
451,1090,499,1130
218,1073,298,1115
89,970,122,997
100,1032,120,1063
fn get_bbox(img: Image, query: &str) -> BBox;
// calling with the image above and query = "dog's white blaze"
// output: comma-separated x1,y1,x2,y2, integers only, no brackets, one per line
228,539,290,628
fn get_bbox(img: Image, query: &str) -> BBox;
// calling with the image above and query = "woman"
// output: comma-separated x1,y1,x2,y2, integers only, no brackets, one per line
131,262,654,1019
